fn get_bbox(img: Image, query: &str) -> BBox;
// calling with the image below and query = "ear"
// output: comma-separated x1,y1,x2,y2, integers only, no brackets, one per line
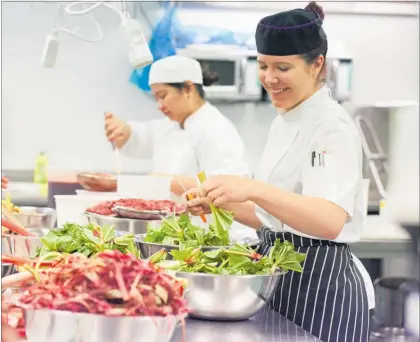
183,81,194,95
313,55,325,78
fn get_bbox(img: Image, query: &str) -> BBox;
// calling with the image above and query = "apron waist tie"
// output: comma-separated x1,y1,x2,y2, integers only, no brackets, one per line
260,226,348,248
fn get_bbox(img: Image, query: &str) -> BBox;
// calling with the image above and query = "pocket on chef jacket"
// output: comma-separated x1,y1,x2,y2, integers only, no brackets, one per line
301,124,360,221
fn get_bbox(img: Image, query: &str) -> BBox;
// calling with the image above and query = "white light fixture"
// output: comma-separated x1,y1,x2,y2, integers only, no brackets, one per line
41,1,153,70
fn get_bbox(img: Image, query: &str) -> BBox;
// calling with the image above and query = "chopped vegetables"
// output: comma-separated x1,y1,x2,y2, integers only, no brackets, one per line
36,223,140,259
144,212,234,247
156,239,306,275
14,250,189,317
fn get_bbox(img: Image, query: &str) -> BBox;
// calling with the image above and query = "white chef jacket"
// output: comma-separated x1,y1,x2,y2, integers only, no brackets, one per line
254,86,375,309
119,102,250,177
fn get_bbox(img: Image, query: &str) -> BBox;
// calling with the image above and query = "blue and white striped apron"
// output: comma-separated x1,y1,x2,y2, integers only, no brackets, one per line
260,227,371,342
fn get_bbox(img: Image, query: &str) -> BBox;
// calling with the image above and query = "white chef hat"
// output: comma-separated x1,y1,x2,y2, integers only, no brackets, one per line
148,55,203,86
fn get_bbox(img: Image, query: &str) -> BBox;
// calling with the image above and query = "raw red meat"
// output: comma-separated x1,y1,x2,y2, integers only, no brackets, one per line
86,200,117,216
85,199,186,217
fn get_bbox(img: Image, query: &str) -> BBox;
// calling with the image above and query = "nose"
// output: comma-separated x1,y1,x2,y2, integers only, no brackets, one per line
157,103,165,111
264,69,279,86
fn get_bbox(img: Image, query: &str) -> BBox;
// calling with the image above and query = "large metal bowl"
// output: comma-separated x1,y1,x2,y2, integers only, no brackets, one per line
137,233,262,259
77,172,117,192
13,207,57,229
175,271,283,321
85,212,161,235
7,228,54,258
20,308,182,342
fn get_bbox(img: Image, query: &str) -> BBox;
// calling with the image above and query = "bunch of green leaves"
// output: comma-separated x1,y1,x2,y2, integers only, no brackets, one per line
36,223,140,259
196,170,234,246
144,212,233,247
155,238,306,275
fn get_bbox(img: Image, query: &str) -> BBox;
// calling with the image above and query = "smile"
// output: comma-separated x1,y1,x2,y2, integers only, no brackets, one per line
271,88,290,94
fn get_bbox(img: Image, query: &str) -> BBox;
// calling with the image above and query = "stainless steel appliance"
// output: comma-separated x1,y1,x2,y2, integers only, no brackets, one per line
353,103,419,213
370,103,420,341
177,46,261,101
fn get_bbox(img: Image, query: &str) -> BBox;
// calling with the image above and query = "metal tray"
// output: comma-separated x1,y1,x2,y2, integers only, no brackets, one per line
113,205,178,220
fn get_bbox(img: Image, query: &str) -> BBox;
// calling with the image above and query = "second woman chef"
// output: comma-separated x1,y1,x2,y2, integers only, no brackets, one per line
104,55,250,195
185,2,374,342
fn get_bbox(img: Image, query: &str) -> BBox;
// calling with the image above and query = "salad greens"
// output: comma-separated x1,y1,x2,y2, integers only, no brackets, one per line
154,239,306,275
36,223,140,259
144,212,234,247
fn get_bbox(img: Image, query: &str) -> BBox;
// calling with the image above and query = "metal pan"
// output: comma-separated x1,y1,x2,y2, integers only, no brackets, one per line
113,205,178,220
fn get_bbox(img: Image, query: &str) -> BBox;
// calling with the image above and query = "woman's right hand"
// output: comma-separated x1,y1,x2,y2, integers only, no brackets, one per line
183,188,212,216
104,112,132,149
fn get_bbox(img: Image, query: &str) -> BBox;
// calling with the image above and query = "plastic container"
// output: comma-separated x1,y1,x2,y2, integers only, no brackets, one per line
47,168,84,209
54,195,119,227
76,190,117,197
117,175,171,200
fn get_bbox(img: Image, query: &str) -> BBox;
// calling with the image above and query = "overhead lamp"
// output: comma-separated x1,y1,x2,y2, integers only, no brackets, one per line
41,1,153,70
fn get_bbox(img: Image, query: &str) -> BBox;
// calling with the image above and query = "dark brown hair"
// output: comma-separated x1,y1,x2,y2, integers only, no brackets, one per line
302,2,328,82
305,1,325,21
167,70,218,99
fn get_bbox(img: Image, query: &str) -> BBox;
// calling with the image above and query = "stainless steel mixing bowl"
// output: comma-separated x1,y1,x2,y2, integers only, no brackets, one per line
175,271,284,321
20,307,182,342
85,212,161,235
14,207,57,229
7,228,54,258
137,233,262,259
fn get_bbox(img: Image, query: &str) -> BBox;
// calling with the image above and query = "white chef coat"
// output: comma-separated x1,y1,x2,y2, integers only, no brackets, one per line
254,86,375,309
119,102,250,177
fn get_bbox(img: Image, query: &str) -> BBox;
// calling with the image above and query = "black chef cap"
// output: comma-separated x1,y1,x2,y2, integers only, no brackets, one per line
255,2,327,56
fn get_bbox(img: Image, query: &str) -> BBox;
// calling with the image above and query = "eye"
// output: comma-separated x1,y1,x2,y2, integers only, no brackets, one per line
278,67,290,72
258,65,267,70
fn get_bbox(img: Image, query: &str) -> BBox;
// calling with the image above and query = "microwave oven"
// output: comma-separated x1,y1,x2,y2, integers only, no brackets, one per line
176,47,262,101
177,47,354,103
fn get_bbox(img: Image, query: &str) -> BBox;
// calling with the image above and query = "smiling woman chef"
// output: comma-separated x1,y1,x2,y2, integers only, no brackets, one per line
104,55,250,195
185,2,374,342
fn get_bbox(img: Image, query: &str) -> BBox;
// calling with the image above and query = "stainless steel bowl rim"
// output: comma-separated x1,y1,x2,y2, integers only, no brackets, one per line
5,228,54,239
12,294,186,318
136,233,262,249
15,207,56,216
175,270,286,279
84,212,162,223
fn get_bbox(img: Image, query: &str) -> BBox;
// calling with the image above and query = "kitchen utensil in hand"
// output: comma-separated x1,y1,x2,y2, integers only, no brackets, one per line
175,175,207,223
104,112,123,175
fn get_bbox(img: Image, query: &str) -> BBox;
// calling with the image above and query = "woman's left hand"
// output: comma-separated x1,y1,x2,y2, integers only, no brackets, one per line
1,176,9,190
200,175,258,206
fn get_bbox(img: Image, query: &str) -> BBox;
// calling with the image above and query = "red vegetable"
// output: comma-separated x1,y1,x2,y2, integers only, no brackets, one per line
15,250,189,318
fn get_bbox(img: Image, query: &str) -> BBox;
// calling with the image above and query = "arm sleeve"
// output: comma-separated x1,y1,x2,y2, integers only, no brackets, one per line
118,120,157,159
195,126,251,177
301,120,362,221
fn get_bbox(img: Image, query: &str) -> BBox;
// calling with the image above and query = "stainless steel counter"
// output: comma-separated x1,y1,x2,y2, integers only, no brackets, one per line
171,307,320,342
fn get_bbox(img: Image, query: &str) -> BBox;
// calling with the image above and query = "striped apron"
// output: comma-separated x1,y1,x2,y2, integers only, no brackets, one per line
259,227,371,342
